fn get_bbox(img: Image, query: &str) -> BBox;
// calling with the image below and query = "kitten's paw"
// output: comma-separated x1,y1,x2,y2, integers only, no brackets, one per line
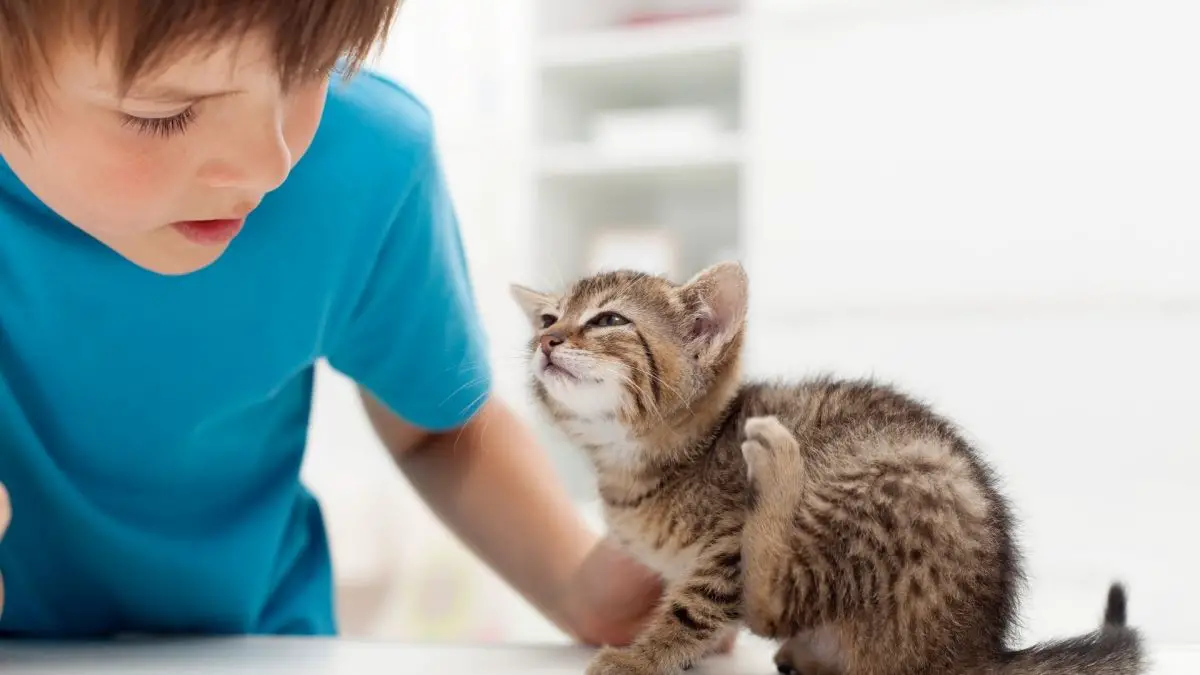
744,416,795,451
742,416,797,483
586,647,660,675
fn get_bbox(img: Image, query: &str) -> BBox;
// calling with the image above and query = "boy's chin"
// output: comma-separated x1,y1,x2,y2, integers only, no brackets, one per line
136,250,227,276
99,231,231,276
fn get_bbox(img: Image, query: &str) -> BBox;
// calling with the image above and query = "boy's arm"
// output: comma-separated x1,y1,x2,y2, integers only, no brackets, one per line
323,116,660,645
361,390,659,644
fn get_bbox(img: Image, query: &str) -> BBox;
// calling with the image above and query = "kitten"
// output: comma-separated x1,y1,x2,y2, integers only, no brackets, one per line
510,262,1145,675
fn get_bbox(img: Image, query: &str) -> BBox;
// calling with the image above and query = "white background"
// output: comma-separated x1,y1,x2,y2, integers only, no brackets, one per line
300,0,1199,649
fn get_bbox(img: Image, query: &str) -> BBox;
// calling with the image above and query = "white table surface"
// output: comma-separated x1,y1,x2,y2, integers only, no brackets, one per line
0,636,1195,674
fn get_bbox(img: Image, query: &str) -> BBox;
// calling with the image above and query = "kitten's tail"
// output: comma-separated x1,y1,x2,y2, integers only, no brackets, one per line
988,583,1146,675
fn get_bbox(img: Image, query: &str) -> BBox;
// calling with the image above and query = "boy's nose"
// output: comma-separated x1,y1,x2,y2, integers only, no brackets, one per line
540,333,565,355
199,123,292,193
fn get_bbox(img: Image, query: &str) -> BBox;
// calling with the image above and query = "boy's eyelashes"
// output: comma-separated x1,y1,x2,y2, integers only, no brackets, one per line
120,107,197,138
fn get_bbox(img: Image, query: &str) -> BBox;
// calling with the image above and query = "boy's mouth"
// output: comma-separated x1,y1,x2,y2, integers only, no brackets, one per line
172,218,245,245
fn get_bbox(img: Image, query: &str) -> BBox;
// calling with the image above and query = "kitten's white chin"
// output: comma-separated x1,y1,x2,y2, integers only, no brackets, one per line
532,352,624,418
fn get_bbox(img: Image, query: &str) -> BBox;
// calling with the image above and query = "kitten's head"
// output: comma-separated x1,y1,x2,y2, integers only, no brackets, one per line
510,262,748,427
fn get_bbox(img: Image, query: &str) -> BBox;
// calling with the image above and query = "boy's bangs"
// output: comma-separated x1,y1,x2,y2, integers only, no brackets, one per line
0,0,401,137
88,0,402,93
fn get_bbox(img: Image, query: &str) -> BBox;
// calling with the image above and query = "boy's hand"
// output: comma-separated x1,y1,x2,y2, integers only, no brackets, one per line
564,537,662,646
565,538,738,654
1,482,9,617
365,393,736,653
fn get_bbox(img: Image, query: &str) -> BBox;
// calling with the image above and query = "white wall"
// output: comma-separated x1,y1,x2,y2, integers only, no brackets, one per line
744,0,1200,646
748,310,1200,645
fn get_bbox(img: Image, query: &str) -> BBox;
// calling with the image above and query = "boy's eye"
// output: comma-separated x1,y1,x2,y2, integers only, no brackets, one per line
587,312,630,328
121,107,198,138
539,314,557,329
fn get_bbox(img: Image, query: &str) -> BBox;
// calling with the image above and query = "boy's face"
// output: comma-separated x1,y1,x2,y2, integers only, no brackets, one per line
0,34,329,275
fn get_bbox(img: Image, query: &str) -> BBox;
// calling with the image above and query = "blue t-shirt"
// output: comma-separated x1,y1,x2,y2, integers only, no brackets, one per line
0,71,491,637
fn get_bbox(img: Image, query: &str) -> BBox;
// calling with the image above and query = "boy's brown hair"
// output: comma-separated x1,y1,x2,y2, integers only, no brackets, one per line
0,0,402,138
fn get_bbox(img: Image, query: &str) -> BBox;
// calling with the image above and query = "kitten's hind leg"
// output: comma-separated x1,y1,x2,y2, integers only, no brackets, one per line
740,417,887,675
746,431,996,675
740,415,815,640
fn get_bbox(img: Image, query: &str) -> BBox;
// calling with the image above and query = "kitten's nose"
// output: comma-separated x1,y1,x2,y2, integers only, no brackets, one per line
540,333,565,355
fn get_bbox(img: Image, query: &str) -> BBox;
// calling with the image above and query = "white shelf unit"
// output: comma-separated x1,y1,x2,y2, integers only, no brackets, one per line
527,0,746,288
537,134,742,178
538,11,744,68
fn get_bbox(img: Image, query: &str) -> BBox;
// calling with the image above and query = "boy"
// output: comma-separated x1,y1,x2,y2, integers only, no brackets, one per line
0,0,668,645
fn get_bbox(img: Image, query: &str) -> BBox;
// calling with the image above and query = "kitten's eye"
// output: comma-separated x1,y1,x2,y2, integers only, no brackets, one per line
588,312,630,328
539,314,557,329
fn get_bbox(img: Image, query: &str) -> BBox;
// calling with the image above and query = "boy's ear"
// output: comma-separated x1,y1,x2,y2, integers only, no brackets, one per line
679,261,749,361
509,283,556,323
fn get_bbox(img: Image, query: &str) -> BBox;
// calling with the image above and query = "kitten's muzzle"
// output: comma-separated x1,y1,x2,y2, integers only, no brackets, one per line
535,335,580,382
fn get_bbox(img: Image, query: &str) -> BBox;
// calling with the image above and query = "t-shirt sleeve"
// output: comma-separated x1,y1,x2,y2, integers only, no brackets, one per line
325,145,491,432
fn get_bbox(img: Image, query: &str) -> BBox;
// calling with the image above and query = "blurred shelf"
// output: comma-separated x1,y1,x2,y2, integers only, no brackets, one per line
537,134,743,180
527,1,746,306
538,13,745,71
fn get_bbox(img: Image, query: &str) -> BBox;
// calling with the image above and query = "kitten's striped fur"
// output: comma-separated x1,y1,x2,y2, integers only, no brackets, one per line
511,262,1144,675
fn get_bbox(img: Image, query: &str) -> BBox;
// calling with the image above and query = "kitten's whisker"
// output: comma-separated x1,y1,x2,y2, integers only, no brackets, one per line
456,388,491,419
448,387,497,454
446,364,493,376
473,401,499,448
628,364,691,414
586,360,658,423
439,375,492,406
613,370,668,427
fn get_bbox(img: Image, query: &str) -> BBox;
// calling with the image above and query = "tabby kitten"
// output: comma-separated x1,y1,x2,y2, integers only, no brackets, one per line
510,262,1145,675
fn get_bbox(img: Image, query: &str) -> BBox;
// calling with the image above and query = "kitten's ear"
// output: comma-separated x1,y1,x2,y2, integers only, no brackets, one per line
509,283,556,324
680,261,749,360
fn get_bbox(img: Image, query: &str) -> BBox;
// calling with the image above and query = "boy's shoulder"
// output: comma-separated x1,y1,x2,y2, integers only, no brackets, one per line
315,68,436,169
248,68,448,276
271,69,438,221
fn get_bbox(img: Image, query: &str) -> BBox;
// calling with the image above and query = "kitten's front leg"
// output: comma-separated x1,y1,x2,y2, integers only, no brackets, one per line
587,538,744,675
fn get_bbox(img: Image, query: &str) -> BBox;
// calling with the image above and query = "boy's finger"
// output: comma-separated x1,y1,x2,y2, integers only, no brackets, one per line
0,481,9,536
706,628,737,655
0,482,7,618
717,631,737,652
